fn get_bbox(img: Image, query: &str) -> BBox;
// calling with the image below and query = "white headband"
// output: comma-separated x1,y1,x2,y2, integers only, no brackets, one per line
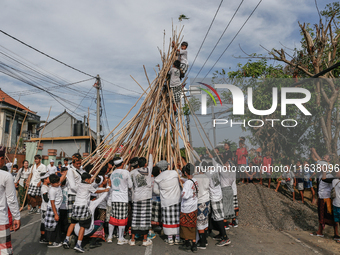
114,158,123,166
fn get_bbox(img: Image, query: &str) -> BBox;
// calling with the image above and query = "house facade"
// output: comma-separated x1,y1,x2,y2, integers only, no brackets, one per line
0,89,40,149
30,110,97,158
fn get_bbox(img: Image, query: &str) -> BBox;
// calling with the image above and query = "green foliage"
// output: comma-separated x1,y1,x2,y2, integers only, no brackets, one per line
182,97,200,115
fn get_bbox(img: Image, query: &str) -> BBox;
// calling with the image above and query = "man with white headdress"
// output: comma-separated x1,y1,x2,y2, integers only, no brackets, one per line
107,157,132,245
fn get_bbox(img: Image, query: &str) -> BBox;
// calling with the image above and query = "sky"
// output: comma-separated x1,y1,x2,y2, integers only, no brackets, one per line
0,0,335,148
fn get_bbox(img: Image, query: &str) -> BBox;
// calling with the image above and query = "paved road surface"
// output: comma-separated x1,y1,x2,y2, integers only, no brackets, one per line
11,210,338,255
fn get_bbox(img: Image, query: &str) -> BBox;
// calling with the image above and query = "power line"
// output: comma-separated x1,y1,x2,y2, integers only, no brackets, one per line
192,0,245,83
0,29,95,78
186,0,224,76
101,78,142,95
200,0,263,82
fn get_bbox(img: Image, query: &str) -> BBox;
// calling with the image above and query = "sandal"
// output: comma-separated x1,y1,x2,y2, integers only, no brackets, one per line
334,235,340,241
310,232,324,237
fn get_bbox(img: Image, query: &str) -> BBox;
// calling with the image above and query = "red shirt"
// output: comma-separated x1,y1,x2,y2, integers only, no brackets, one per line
236,147,248,165
253,156,262,166
262,156,273,172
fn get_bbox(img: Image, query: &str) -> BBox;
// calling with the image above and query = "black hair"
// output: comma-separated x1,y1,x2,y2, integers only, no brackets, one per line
61,180,66,186
72,153,82,163
173,60,181,69
152,166,161,177
64,158,68,161
129,157,139,169
181,41,188,47
60,167,68,172
34,154,41,160
81,172,92,181
49,174,60,184
182,163,195,176
84,164,93,173
22,160,28,164
13,164,18,169
58,161,62,165
138,157,147,168
113,157,123,167
1,165,8,171
108,160,114,166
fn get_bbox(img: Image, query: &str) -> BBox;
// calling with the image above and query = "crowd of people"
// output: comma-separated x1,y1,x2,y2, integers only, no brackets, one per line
2,137,340,255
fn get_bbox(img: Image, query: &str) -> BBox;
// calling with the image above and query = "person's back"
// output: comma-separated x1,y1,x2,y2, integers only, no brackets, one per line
195,173,210,204
155,170,181,207
110,168,131,203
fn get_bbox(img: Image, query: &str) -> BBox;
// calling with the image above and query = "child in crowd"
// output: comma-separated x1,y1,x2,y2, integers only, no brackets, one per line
45,174,63,248
179,163,199,252
172,41,189,79
275,164,296,201
39,172,50,244
168,60,182,111
63,173,109,253
59,167,69,235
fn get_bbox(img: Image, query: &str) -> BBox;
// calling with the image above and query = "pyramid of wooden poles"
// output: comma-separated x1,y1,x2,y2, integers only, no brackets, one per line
84,27,197,177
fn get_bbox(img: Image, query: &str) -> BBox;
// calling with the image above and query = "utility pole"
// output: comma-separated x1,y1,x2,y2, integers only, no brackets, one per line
95,75,101,147
211,105,216,148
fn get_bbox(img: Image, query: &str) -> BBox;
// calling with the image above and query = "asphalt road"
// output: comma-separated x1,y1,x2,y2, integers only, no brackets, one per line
11,210,338,255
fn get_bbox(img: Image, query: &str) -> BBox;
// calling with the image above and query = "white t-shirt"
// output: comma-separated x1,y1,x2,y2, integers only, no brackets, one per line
48,186,63,209
130,154,153,202
74,182,97,207
206,170,222,202
60,185,68,210
168,67,181,88
181,178,198,213
40,184,50,211
332,179,340,207
179,49,188,65
47,164,57,175
154,170,181,208
30,163,47,186
66,165,85,195
219,168,236,188
110,168,132,203
318,173,333,199
194,173,210,204
97,187,108,209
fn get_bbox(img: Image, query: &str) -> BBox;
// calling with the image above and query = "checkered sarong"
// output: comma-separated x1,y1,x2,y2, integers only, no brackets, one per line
222,186,235,220
131,199,152,231
71,205,91,221
110,202,128,226
197,201,210,230
151,200,162,223
211,200,224,221
67,194,76,223
171,86,182,103
41,210,46,224
27,184,41,196
162,203,180,236
0,224,12,255
233,195,239,212
45,206,59,231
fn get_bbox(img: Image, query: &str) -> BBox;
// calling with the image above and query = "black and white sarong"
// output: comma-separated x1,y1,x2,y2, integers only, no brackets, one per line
151,200,162,224
27,184,41,196
171,86,182,103
211,200,224,221
131,199,152,234
45,206,59,231
71,205,91,221
162,203,180,236
222,186,235,220
67,194,76,223
197,201,210,230
110,202,128,226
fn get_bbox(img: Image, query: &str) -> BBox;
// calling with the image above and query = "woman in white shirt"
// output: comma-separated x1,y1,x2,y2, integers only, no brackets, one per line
14,160,31,211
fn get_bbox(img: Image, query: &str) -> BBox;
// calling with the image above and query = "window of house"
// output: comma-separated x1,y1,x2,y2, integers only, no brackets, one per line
5,117,10,134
